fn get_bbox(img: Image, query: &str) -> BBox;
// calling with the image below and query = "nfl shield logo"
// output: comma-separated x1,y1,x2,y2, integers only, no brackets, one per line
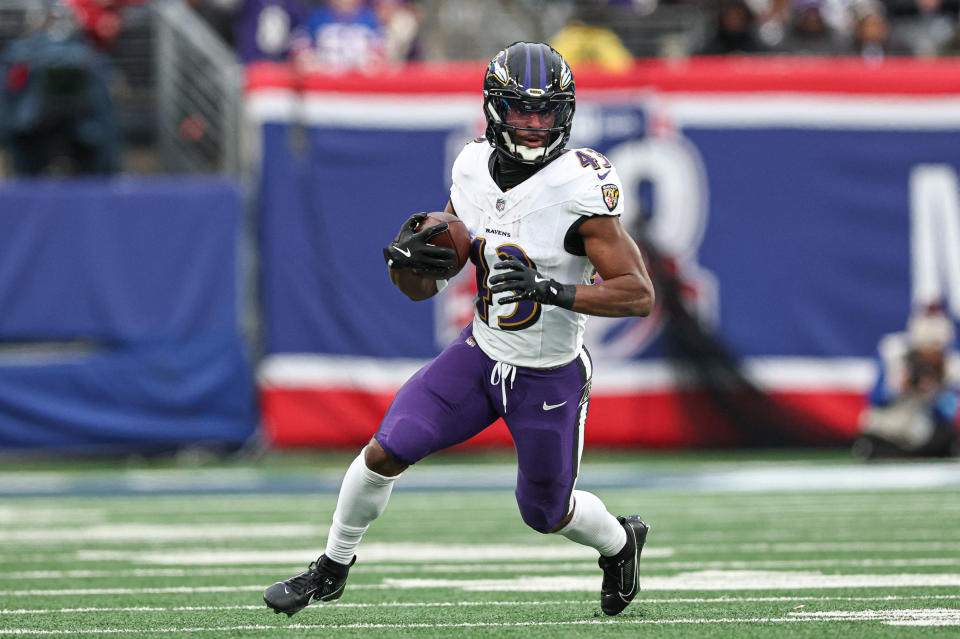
601,184,619,212
496,198,506,212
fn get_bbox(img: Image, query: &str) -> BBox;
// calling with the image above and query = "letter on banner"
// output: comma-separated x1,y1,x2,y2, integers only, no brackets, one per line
910,165,960,317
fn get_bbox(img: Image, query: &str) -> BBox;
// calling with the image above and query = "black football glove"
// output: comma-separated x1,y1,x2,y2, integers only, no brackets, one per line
382,212,455,275
489,256,576,309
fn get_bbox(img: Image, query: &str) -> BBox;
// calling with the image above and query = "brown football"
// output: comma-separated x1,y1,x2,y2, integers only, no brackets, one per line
415,211,471,279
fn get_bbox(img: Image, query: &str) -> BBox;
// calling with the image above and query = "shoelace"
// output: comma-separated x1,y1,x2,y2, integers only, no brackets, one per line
490,361,516,411
287,560,323,594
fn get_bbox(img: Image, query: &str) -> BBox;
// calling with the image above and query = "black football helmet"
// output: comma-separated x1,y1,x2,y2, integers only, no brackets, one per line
483,41,575,165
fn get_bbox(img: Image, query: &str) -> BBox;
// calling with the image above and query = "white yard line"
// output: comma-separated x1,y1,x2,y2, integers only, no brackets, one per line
3,569,291,579
0,508,104,525
665,530,960,543
0,524,327,543
647,558,960,569
726,541,960,553
73,544,675,565
0,586,268,596
4,596,960,615
383,571,960,592
9,555,960,580
7,570,960,596
791,609,960,626
792,609,960,619
5,613,960,635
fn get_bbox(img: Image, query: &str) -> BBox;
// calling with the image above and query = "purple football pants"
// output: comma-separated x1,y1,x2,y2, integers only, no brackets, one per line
375,325,592,532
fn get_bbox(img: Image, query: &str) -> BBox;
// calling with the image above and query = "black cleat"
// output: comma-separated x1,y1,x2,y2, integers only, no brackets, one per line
598,515,649,616
263,555,355,617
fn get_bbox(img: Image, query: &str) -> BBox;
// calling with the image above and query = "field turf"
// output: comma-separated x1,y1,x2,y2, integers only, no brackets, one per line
1,451,959,637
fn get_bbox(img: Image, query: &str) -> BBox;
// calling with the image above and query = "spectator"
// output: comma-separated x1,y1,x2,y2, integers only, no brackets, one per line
234,0,308,63
191,0,243,50
65,0,147,51
848,0,907,60
889,0,956,57
0,6,119,175
752,0,793,48
373,0,421,63
819,0,860,40
854,308,960,459
775,0,841,54
701,0,765,54
290,0,385,72
549,18,634,72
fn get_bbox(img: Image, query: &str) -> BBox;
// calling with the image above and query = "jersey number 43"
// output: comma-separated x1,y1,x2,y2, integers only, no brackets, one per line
472,238,541,331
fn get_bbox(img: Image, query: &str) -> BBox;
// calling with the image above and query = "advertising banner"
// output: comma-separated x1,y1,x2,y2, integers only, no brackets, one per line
249,58,960,448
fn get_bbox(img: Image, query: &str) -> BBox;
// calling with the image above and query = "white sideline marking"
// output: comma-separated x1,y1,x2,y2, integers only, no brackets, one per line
792,609,960,619
383,570,960,592
0,508,103,525
9,612,960,635
74,544,675,565
7,571,960,597
4,569,289,579
0,586,268,596
0,602,589,615
650,558,960,569
4,596,960,615
0,524,327,543
11,555,960,579
680,530,960,543
791,608,960,626
730,541,960,553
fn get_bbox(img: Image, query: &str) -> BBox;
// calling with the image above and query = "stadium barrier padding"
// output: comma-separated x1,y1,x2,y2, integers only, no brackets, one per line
0,177,257,451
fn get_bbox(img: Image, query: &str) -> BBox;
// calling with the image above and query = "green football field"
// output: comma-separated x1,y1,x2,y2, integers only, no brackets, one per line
2,451,959,638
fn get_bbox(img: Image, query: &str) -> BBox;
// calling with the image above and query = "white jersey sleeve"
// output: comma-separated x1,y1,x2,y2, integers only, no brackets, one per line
568,148,623,218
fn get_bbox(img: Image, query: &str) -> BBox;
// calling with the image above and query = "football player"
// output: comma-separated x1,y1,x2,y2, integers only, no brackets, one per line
264,41,655,618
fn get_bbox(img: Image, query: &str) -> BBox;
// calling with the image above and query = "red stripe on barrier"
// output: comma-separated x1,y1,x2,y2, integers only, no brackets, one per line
259,387,864,449
245,58,960,96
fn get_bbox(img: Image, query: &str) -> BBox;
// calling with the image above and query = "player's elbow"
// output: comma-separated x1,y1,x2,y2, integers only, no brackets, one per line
624,275,654,317
629,290,654,317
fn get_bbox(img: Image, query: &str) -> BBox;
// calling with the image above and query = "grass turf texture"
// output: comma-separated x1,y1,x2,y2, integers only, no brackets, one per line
1,451,959,638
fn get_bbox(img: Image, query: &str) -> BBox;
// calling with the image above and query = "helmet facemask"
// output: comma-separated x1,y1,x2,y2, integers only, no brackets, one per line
484,94,575,164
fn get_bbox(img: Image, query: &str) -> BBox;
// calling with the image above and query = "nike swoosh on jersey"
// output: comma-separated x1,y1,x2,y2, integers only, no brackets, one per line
542,401,567,411
597,170,610,180
392,245,412,257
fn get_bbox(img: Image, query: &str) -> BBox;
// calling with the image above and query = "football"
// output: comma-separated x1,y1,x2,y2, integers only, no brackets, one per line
416,211,471,279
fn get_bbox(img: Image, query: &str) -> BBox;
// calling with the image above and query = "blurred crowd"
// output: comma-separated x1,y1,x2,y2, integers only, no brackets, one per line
699,0,960,58
218,0,960,68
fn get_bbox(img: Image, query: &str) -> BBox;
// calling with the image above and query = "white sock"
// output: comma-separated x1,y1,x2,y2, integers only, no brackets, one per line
556,490,627,557
323,448,399,565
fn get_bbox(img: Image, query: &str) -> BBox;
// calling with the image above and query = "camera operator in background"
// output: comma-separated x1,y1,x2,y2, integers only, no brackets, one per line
854,308,960,459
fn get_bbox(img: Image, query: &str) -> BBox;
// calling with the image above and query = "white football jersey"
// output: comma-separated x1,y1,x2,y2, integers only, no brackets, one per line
449,139,624,368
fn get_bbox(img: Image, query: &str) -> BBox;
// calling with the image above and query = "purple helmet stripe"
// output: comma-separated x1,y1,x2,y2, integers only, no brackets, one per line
538,46,546,89
524,44,531,89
